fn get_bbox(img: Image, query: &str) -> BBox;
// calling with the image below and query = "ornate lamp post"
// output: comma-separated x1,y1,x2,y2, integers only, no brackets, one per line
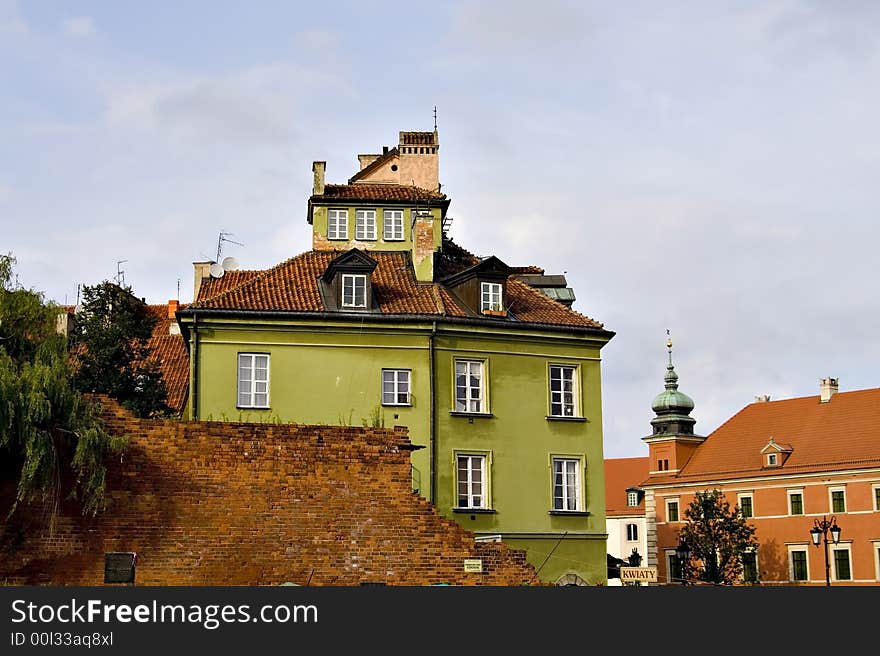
810,516,841,586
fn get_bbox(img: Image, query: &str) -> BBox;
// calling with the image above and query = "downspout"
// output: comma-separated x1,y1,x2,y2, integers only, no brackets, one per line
191,311,199,421
429,320,437,504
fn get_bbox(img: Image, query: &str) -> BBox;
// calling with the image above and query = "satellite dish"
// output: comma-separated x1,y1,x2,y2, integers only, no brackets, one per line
221,256,240,271
209,263,225,278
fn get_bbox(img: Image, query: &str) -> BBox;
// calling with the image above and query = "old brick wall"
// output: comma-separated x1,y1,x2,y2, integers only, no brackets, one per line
0,401,536,585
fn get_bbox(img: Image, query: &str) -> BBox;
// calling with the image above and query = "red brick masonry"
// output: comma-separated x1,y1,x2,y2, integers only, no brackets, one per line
0,402,536,585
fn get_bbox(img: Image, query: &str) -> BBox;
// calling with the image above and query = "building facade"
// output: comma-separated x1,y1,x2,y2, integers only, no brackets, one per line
640,345,880,586
176,129,615,584
604,457,649,585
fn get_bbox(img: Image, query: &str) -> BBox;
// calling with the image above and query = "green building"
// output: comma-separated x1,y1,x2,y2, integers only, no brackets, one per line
177,129,615,584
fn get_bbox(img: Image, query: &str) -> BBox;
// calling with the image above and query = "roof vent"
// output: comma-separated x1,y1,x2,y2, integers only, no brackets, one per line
755,395,771,403
819,377,838,403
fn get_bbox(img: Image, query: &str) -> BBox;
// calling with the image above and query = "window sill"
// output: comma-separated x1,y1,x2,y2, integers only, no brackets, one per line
381,402,412,407
449,411,494,419
548,510,590,517
546,416,587,423
452,508,496,514
481,309,507,317
236,406,271,411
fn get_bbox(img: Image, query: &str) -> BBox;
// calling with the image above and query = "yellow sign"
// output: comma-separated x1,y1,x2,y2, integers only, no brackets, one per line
620,566,657,582
463,559,483,573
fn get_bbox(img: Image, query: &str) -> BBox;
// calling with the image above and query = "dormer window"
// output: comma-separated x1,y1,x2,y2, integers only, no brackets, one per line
767,453,778,467
342,274,367,308
627,491,639,507
481,282,503,313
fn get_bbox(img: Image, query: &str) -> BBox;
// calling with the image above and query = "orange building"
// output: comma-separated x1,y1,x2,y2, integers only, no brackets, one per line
641,342,880,585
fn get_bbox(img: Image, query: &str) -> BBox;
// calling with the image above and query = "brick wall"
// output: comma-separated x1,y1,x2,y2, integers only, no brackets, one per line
0,400,537,585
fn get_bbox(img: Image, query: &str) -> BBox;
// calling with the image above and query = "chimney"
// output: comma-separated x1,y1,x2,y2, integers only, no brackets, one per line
193,261,213,301
312,160,326,195
819,377,838,403
167,299,179,318
755,395,771,403
411,211,435,282
398,130,440,192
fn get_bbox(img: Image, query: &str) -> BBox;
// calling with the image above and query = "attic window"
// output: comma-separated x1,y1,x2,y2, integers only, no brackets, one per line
767,453,778,467
481,282,503,313
391,164,398,171
342,274,367,308
627,491,639,507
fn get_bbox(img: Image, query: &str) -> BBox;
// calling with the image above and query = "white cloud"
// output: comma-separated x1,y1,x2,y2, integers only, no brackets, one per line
63,16,96,38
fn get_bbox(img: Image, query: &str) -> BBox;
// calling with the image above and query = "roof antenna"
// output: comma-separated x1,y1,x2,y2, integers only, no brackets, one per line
115,260,128,287
433,105,438,131
216,230,244,262
176,278,181,299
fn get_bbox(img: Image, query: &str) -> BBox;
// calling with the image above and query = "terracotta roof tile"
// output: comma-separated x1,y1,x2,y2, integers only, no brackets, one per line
647,388,880,484
605,457,649,517
315,184,446,202
145,305,189,415
507,279,602,328
197,270,262,302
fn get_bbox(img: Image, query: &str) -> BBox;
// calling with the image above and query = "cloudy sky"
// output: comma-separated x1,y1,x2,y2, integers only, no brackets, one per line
3,1,879,458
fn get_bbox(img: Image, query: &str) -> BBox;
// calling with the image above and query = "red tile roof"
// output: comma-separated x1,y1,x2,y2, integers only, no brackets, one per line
605,457,649,517
145,305,189,414
187,249,604,330
196,270,262,302
647,388,880,485
314,184,446,202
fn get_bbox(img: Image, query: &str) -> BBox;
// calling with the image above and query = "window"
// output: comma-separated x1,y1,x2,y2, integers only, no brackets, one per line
454,360,484,413
666,551,683,584
833,547,851,581
328,208,348,240
666,499,679,523
456,454,487,509
657,459,670,471
548,365,578,417
627,491,639,507
875,485,880,511
355,209,376,240
480,282,503,312
552,458,581,511
788,491,804,516
789,549,808,582
767,453,778,466
237,353,269,408
738,494,754,519
381,369,411,406
626,523,638,541
383,209,404,240
830,488,846,513
341,274,367,308
742,552,758,583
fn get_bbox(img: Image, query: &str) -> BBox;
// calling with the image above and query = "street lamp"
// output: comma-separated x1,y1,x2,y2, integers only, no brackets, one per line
810,516,841,586
674,539,690,584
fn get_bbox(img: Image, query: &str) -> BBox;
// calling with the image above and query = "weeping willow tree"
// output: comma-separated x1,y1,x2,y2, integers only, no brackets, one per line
0,253,125,522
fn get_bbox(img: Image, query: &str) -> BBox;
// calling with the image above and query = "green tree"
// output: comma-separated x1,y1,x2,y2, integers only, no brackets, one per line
677,489,759,585
0,254,125,519
70,281,170,418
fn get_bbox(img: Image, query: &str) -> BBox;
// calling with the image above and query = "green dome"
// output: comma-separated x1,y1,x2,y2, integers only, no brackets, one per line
651,339,694,416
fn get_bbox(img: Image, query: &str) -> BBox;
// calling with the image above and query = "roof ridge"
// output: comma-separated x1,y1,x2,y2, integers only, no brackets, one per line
192,253,314,309
506,278,603,328
431,284,446,314
348,147,400,183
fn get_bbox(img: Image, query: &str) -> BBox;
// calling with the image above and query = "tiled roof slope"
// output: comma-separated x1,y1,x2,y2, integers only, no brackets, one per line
647,388,880,484
348,148,399,183
197,270,262,302
187,249,604,329
145,305,189,414
605,457,649,517
314,184,446,202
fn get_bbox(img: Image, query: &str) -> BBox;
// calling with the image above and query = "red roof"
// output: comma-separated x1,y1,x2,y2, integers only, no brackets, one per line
605,457,649,517
145,305,189,414
187,249,603,330
196,270,262,302
647,388,880,485
314,184,446,202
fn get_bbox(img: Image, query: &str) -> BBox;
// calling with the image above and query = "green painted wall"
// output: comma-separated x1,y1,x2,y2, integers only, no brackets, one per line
311,205,442,252
182,316,609,584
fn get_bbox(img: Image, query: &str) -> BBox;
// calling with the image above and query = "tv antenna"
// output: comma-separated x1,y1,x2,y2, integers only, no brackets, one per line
216,231,243,262
115,260,128,287
433,105,437,130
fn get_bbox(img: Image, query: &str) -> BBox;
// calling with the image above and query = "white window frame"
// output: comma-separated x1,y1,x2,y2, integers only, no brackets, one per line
626,523,639,542
454,359,485,413
328,208,348,240
480,281,503,312
237,353,270,409
355,209,377,240
828,486,846,514
456,453,489,510
383,209,404,241
627,491,639,507
665,550,683,584
738,493,754,519
741,548,759,583
767,453,778,466
381,369,411,406
552,457,583,512
548,364,579,418
787,546,810,583
873,541,880,582
831,544,852,582
341,274,367,309
787,489,805,516
665,498,680,523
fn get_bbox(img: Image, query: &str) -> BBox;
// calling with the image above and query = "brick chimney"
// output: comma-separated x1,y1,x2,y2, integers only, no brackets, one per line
193,261,213,301
167,299,179,318
819,377,838,403
411,211,435,282
312,160,326,196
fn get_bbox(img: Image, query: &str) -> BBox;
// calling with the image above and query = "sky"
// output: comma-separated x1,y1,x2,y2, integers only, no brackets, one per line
2,1,879,458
